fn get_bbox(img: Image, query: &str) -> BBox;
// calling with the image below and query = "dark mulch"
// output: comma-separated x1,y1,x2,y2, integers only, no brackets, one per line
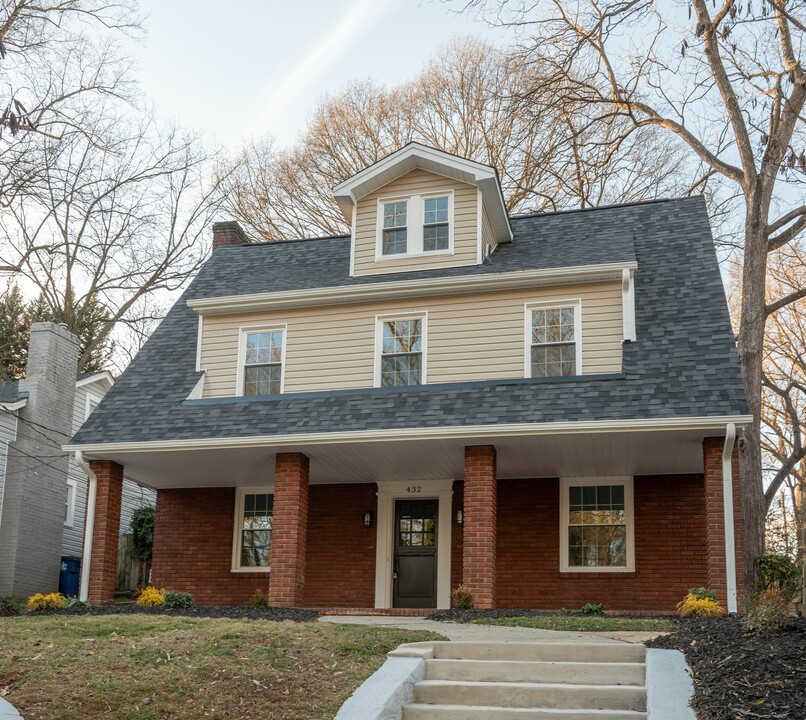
23,604,319,622
427,608,674,621
648,616,806,720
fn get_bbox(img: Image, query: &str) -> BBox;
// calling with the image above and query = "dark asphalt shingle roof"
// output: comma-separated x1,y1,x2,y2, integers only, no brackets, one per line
71,196,747,446
0,380,25,405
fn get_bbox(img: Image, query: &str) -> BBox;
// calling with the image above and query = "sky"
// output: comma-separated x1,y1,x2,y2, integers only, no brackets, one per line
129,0,502,148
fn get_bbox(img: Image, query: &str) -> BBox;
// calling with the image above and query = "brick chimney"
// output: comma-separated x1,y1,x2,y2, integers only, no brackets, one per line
212,221,248,251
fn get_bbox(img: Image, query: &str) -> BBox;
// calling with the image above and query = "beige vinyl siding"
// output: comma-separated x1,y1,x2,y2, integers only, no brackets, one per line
200,281,623,398
353,169,479,276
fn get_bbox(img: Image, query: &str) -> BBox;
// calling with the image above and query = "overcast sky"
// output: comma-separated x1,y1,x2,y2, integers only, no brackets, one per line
130,0,502,148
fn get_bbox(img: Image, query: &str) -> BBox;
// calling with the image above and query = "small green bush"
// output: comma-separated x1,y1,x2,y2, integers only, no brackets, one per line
744,590,789,633
65,597,91,608
0,596,24,616
688,587,717,602
163,591,194,609
451,584,474,610
130,505,155,562
251,589,269,608
581,603,604,615
754,554,801,601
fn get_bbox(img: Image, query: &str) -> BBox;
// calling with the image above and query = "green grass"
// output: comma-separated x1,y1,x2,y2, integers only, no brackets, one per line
0,615,443,720
473,615,675,632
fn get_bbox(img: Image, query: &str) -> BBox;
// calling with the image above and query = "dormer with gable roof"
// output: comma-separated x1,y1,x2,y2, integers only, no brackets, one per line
333,143,512,276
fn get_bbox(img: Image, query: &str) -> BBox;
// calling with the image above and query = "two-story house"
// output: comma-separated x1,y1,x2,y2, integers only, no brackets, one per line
66,143,750,613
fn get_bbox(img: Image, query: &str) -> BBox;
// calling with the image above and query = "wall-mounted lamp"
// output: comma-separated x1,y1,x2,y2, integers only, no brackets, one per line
455,510,463,526
363,510,373,527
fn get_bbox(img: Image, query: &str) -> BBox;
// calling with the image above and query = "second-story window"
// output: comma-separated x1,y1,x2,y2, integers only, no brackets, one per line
242,328,284,395
527,302,580,377
382,200,408,255
378,316,425,386
423,196,450,251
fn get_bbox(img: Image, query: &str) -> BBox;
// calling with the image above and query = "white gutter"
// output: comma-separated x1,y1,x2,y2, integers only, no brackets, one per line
63,414,754,456
187,262,637,315
722,423,738,614
74,450,97,603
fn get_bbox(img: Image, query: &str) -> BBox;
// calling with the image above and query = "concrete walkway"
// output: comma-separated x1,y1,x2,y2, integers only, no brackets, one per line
318,615,663,644
0,697,22,720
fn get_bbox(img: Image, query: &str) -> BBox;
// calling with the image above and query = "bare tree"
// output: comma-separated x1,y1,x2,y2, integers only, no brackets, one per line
457,0,806,584
221,38,692,241
0,108,228,371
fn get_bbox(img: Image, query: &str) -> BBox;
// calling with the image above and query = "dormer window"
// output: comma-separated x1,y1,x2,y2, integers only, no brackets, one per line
377,193,453,259
382,200,408,254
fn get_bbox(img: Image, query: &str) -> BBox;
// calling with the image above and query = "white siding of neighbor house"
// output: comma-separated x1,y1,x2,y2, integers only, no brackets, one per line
61,381,155,559
0,410,19,534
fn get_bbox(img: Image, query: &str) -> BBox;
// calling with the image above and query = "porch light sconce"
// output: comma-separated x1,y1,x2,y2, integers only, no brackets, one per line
455,510,463,526
363,511,372,527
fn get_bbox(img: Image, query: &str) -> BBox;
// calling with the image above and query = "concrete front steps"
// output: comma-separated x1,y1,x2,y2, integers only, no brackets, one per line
402,641,647,720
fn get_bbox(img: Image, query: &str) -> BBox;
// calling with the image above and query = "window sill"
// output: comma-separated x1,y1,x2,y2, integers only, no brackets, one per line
375,248,454,261
230,567,271,574
560,568,636,576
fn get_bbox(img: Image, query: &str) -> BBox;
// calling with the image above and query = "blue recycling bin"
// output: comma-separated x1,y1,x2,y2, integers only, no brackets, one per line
59,556,81,597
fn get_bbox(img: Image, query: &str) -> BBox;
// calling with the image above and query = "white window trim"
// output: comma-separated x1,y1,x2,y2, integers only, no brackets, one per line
622,268,637,342
85,392,103,420
374,311,428,388
559,476,635,573
235,324,288,397
524,299,583,378
231,485,275,573
375,190,454,260
65,479,77,527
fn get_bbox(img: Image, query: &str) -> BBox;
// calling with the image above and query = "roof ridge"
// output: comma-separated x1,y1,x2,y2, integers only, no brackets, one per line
236,233,351,248
510,196,700,222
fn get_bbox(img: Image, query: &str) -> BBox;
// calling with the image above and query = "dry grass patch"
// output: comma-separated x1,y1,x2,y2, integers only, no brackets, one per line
0,615,442,719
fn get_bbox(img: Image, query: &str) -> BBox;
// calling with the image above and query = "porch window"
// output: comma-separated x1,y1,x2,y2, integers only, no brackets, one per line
239,327,285,396
560,477,634,572
376,315,426,387
527,302,581,377
232,489,274,571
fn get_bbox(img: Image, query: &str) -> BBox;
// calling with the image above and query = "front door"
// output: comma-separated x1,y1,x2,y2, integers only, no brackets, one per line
393,499,438,608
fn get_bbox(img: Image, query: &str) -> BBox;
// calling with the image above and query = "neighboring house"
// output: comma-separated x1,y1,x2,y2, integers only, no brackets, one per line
67,143,750,613
0,322,153,598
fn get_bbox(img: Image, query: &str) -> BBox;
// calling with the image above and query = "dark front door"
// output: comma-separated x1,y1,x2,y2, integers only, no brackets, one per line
393,499,438,608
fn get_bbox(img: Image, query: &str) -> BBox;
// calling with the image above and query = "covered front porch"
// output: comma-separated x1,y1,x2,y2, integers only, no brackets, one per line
74,421,744,613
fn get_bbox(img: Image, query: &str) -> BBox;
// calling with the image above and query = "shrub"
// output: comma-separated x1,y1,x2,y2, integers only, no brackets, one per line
26,592,66,611
136,586,165,606
0,597,24,616
676,593,726,618
744,590,789,633
163,591,194,609
688,587,717,602
754,554,801,602
581,603,604,615
251,589,269,608
451,584,474,610
65,597,91,608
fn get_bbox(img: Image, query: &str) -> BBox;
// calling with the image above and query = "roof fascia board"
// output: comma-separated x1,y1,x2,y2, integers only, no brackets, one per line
0,399,27,411
64,414,754,455
187,261,638,316
76,371,114,389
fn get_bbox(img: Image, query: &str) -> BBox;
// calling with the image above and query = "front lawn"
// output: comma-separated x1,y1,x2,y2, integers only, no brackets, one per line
0,615,442,720
472,615,675,632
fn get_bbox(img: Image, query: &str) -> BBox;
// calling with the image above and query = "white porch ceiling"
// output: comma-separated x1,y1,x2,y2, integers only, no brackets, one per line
91,428,723,490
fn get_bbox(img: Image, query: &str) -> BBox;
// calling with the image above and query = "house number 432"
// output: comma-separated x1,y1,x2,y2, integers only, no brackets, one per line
406,485,422,493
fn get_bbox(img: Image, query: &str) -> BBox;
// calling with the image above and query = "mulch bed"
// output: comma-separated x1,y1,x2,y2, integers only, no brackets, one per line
23,605,319,622
648,616,806,720
427,608,672,621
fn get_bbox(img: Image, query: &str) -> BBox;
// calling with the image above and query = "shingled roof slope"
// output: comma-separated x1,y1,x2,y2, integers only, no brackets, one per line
70,195,747,447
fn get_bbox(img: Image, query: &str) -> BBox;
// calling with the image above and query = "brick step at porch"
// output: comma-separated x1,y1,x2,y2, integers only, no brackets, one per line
402,642,647,720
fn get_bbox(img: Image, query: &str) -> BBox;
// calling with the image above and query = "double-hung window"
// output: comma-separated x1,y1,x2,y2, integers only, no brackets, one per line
560,477,634,572
378,193,452,257
240,327,285,396
232,489,274,571
65,479,77,527
376,315,426,387
526,301,581,378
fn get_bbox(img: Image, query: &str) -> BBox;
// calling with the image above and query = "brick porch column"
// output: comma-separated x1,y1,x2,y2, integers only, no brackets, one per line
462,445,497,609
703,437,743,609
269,452,310,607
87,460,124,605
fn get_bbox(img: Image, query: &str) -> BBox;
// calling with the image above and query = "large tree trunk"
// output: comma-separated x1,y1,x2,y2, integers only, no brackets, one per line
737,200,769,591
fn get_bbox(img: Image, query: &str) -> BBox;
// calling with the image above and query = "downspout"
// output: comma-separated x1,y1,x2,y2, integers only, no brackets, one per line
722,423,738,614
74,451,96,602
